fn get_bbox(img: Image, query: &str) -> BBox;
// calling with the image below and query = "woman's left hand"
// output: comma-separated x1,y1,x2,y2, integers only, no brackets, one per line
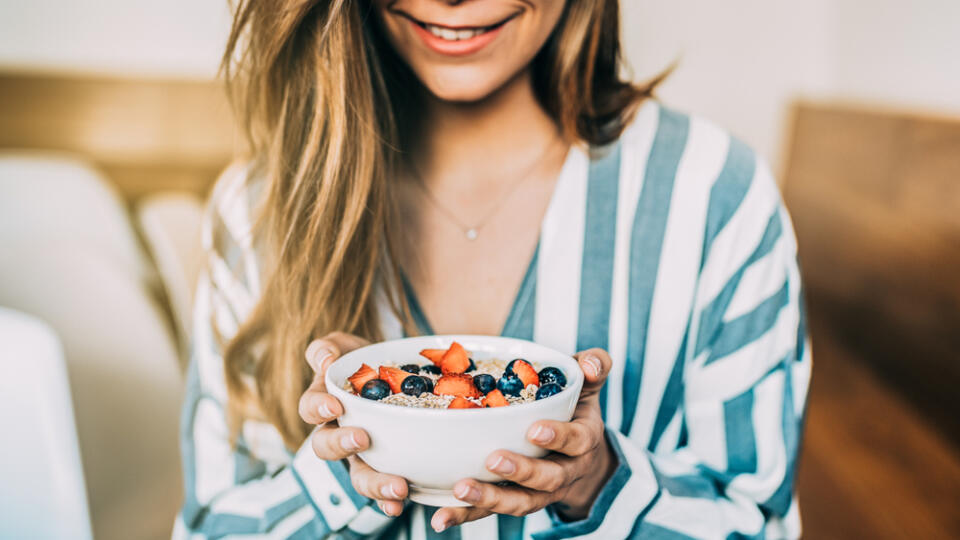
430,348,616,532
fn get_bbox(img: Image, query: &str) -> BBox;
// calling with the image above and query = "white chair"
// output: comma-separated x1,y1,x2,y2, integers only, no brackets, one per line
0,307,93,540
0,153,156,284
0,154,185,540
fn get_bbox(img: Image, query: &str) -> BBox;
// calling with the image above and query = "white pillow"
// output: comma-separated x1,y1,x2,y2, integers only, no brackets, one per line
136,192,205,366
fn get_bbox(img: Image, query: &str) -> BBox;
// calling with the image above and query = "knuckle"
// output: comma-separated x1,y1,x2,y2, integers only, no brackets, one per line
350,471,374,497
477,486,498,508
576,438,595,456
311,431,329,459
565,431,584,453
351,475,368,497
552,426,569,448
513,460,535,482
508,497,533,517
317,336,341,355
297,394,315,421
574,427,595,453
544,472,565,492
586,427,604,450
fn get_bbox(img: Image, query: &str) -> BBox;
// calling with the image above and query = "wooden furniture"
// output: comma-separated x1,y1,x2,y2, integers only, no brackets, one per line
782,102,960,443
798,314,960,539
0,72,238,201
785,102,960,538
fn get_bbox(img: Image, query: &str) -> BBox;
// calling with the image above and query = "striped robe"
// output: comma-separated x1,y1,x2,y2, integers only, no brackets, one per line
174,101,811,540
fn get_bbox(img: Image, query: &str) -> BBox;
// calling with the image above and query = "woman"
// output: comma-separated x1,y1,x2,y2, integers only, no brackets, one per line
177,0,810,538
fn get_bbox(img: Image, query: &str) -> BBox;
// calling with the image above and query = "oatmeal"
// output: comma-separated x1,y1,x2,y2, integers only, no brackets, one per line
344,341,568,409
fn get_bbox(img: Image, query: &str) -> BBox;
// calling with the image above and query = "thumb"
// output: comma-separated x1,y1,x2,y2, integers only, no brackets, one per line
305,332,371,375
574,348,612,397
305,338,341,377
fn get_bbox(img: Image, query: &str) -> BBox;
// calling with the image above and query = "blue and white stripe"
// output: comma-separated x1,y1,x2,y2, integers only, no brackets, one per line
176,100,810,539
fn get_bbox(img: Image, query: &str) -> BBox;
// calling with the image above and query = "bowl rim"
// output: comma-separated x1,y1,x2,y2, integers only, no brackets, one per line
325,334,584,416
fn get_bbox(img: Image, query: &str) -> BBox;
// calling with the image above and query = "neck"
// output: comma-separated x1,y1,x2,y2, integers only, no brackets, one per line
409,68,563,188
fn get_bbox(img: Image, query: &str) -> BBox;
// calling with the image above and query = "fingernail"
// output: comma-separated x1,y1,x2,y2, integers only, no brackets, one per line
341,432,360,452
488,455,516,475
307,343,334,369
318,402,335,419
315,349,334,369
432,514,448,533
305,341,321,362
378,501,396,516
454,482,481,503
582,355,601,377
380,482,399,499
529,424,555,443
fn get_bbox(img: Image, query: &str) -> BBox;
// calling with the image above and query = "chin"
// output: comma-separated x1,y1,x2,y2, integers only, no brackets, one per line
419,66,514,103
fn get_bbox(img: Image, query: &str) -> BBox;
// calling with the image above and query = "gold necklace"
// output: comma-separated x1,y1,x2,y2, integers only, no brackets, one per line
407,135,563,241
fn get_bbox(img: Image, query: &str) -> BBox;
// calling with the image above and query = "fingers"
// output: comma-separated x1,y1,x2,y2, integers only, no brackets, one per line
575,348,612,396
526,416,603,456
431,506,492,533
305,332,371,374
310,426,369,460
483,450,577,492
347,457,408,516
450,479,553,517
298,389,343,425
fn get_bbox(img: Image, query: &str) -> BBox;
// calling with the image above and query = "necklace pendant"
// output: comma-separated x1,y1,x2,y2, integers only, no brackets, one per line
465,228,478,241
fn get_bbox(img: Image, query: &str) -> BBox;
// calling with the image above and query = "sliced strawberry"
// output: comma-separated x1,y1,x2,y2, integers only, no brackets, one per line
434,373,481,399
440,341,471,374
347,363,378,394
448,396,480,409
378,365,410,394
511,359,540,388
481,389,509,408
419,348,446,365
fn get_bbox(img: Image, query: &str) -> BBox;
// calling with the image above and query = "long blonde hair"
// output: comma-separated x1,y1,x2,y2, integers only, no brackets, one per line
221,0,664,448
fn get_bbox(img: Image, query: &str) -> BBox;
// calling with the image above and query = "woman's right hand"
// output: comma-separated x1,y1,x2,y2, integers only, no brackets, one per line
298,332,409,516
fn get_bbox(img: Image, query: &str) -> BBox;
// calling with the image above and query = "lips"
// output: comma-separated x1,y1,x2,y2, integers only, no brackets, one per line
394,10,519,56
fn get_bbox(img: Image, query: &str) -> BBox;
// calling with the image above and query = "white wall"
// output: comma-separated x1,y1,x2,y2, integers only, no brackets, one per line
832,0,960,115
620,0,960,169
621,0,836,169
0,0,231,78
1,0,958,168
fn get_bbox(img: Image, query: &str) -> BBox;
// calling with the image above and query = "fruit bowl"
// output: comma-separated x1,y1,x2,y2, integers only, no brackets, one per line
325,335,584,507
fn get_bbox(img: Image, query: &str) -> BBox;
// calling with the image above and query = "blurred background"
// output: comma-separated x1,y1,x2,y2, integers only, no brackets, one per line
0,1,957,538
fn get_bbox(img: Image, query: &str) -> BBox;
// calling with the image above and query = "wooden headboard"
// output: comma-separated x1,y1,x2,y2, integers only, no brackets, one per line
0,71,239,202
782,102,960,441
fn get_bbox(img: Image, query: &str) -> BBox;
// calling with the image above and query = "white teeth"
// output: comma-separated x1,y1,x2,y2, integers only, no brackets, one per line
424,23,487,41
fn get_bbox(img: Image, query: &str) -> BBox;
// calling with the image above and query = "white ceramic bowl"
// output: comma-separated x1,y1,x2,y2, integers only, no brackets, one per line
325,335,584,507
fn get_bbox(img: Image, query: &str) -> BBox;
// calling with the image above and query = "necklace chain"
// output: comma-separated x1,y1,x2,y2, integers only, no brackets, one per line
407,135,562,241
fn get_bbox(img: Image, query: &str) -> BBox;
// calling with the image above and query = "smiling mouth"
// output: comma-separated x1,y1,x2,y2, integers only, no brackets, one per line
397,11,519,42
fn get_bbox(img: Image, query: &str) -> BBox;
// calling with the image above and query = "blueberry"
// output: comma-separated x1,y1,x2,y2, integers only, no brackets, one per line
360,379,391,400
538,367,567,388
401,376,429,396
467,358,477,372
422,376,434,394
535,383,563,400
497,373,525,397
421,365,441,376
400,364,421,374
473,374,497,395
